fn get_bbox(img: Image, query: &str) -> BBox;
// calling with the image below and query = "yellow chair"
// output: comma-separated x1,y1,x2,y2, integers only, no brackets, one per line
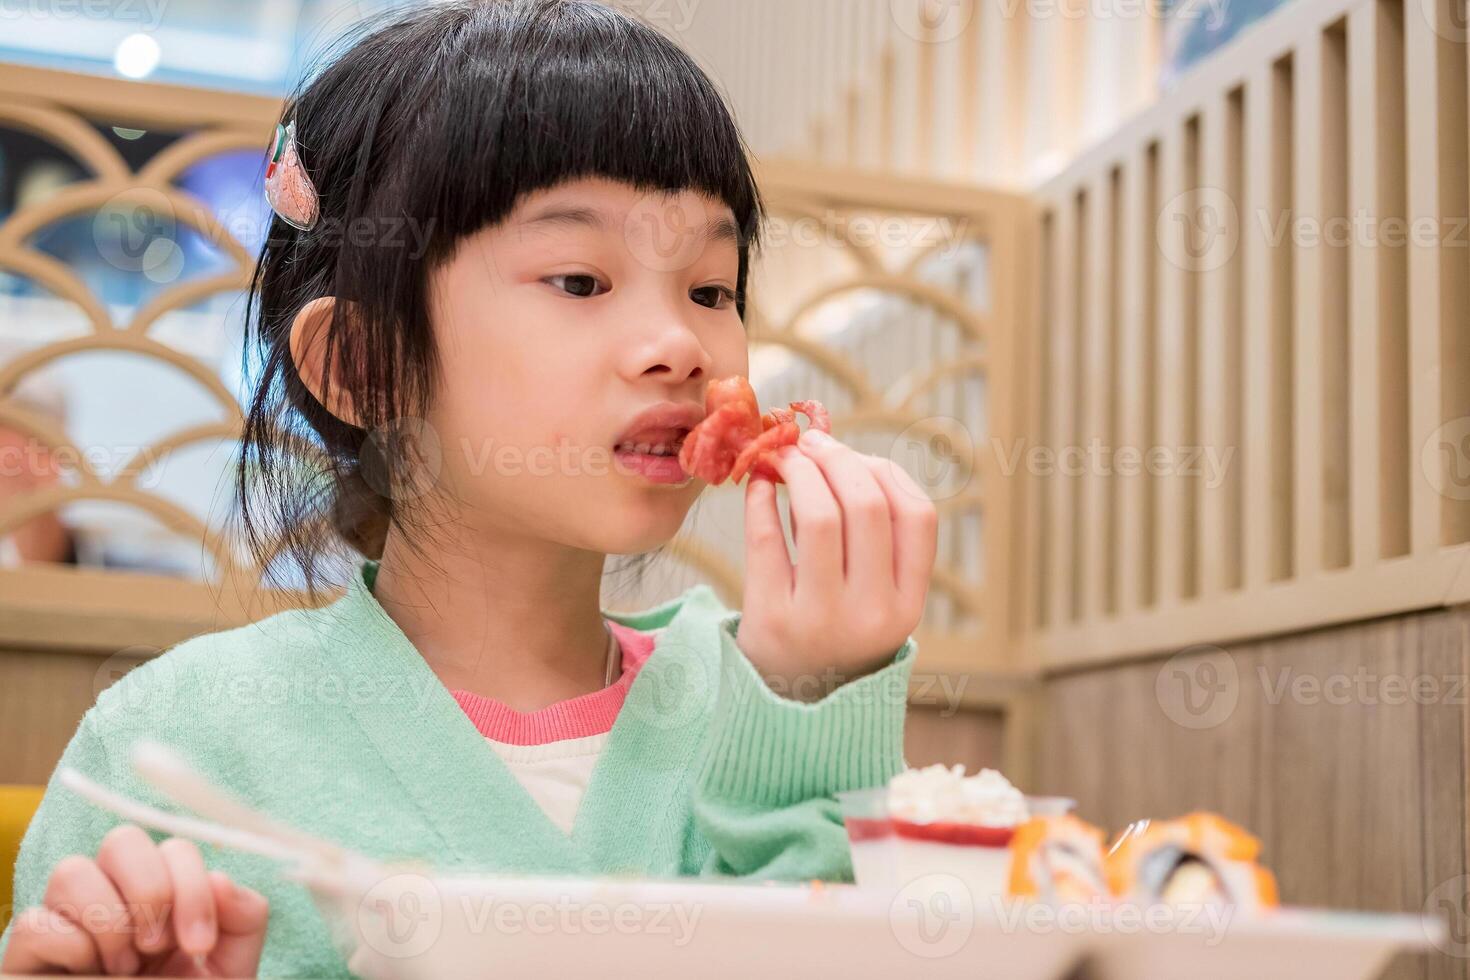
0,786,45,933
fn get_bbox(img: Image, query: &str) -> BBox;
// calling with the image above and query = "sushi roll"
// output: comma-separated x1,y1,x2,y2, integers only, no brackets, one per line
1104,812,1279,912
1007,814,1110,903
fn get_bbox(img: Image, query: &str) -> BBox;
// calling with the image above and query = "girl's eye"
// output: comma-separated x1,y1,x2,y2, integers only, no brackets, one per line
544,274,609,298
691,285,736,310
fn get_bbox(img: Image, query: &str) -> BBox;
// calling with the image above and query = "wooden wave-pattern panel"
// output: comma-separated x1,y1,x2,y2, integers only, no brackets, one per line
0,98,305,589
648,203,995,650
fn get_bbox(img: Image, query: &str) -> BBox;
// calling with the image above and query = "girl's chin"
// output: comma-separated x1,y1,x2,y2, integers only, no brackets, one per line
598,494,698,552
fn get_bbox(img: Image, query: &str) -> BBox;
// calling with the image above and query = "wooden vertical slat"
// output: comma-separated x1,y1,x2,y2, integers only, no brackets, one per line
957,6,982,178
1244,59,1297,587
878,44,897,172
1104,168,1123,615
1321,23,1352,571
893,34,922,174
938,271,963,631
807,0,827,160
1069,191,1090,620
1033,211,1057,628
1141,144,1160,606
916,17,942,176
993,202,1029,653
831,0,854,166
1081,172,1113,620
1348,0,1409,565
764,0,787,154
1123,153,1146,614
1198,92,1246,595
1403,0,1450,555
824,0,843,156
1347,0,1380,566
858,1,876,169
790,0,809,153
1293,33,1327,578
791,1,811,152
1181,117,1202,599
1046,199,1080,626
812,10,832,159
1116,148,1153,613
976,0,1001,181
1154,130,1187,607
1223,91,1246,590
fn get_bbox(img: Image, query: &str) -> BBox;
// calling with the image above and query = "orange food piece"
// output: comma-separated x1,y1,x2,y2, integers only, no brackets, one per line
1104,812,1279,910
678,376,832,485
1008,814,1108,902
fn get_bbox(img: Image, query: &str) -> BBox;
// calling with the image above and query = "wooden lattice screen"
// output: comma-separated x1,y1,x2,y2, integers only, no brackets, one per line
0,65,1034,691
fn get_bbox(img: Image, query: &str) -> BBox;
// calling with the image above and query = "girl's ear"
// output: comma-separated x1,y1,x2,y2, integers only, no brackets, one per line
289,296,362,428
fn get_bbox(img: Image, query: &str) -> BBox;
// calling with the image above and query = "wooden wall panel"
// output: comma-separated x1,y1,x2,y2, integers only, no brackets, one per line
1035,606,1470,980
904,705,1007,774
0,647,148,785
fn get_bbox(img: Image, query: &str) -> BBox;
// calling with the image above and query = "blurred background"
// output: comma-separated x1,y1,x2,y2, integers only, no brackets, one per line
0,0,1222,582
3,1,1470,972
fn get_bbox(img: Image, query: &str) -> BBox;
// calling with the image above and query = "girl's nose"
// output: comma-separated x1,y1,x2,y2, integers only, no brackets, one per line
627,316,713,385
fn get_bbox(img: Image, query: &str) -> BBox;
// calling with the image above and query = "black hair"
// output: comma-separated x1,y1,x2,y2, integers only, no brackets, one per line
235,0,764,600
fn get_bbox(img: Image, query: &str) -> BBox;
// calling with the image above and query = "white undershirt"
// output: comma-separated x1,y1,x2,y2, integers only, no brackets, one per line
483,731,611,835
458,623,664,836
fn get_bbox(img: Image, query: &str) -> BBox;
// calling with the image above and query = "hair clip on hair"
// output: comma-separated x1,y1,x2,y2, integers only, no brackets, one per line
265,120,320,232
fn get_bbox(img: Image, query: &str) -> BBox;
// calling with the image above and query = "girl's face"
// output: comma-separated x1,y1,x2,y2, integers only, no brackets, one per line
423,176,749,555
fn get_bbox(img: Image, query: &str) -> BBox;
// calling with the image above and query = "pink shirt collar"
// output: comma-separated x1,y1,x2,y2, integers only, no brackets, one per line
448,621,657,745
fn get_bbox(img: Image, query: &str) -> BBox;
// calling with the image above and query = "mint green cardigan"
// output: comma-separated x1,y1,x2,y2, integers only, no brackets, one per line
1,560,915,976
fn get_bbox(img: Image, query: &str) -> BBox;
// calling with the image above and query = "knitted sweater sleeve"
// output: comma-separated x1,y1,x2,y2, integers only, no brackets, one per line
685,610,914,882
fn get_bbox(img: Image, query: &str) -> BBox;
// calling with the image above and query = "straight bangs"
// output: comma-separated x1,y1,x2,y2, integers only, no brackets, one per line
400,1,764,276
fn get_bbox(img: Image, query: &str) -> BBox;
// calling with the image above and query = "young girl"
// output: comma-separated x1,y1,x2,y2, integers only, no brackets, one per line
0,1,937,975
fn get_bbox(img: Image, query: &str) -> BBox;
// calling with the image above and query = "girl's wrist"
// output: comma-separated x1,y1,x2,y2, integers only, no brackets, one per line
733,623,897,702
755,660,890,702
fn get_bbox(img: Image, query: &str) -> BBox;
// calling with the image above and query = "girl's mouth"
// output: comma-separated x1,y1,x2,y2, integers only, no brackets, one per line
613,439,690,485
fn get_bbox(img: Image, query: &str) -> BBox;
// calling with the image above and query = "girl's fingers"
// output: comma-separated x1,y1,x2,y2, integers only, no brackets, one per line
743,474,793,603
211,872,270,938
95,822,176,956
861,455,939,609
766,446,843,601
2,904,103,975
208,872,271,979
40,855,138,975
158,838,218,958
796,430,894,596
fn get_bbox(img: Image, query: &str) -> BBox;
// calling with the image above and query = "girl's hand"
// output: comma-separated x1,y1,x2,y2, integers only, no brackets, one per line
735,428,938,701
2,824,269,977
